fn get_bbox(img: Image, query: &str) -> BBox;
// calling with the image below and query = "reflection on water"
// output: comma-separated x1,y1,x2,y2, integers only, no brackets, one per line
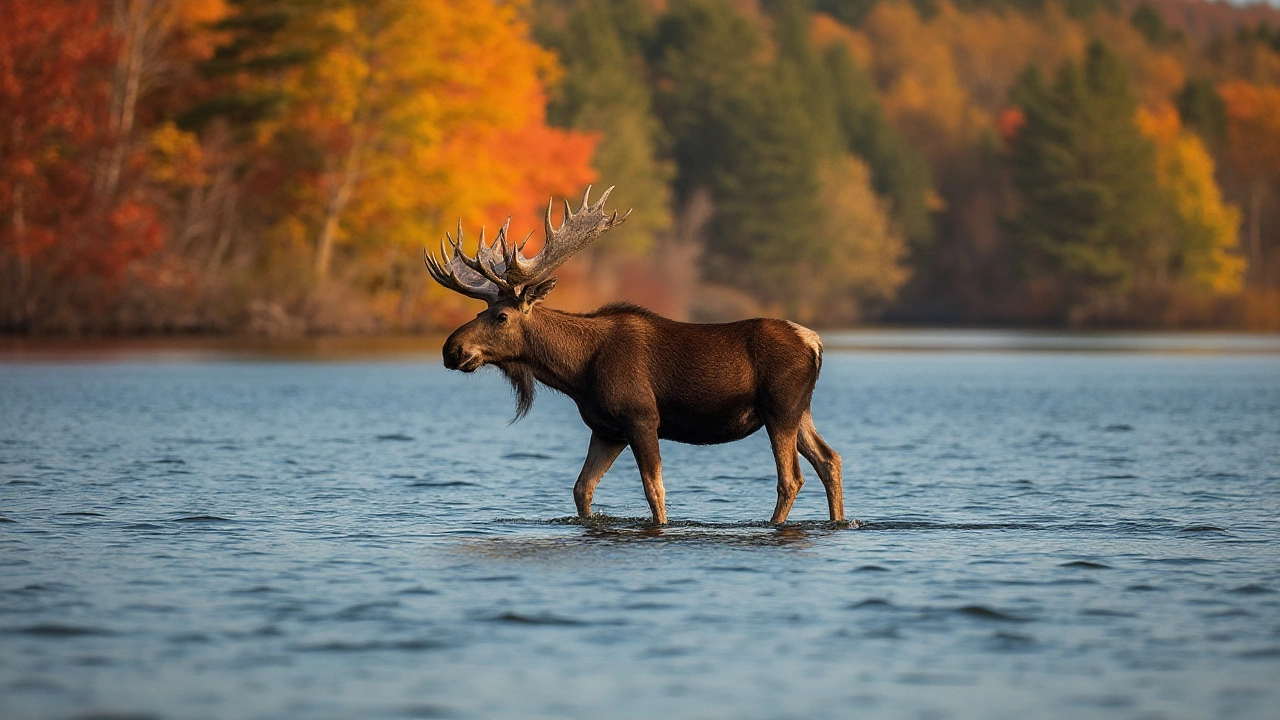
487,516,852,551
1,349,1278,719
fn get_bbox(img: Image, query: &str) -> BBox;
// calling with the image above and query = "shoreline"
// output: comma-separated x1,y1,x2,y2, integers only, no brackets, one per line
3,328,1279,362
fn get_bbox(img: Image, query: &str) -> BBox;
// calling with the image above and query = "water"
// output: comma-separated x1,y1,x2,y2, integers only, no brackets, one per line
2,343,1278,719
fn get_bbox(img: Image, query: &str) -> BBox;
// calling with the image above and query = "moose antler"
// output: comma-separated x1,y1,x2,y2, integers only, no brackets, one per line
422,222,517,304
424,186,631,304
503,185,631,286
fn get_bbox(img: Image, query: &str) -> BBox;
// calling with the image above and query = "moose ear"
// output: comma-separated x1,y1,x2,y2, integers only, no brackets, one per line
520,277,557,310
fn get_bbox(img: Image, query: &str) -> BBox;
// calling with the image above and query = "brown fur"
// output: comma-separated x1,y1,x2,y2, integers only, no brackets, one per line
442,288,843,524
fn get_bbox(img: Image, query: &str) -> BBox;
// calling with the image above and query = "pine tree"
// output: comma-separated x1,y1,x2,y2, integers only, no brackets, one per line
1007,42,1168,307
178,0,329,134
650,0,763,201
1176,79,1227,148
651,0,822,309
1130,2,1170,46
771,0,840,155
711,59,823,301
542,0,671,256
823,43,934,256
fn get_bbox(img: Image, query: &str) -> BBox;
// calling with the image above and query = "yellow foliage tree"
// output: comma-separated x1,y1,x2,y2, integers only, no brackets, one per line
1137,105,1244,293
281,0,597,287
797,155,910,325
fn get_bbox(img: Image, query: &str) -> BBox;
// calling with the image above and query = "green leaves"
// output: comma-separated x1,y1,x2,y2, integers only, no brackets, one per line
1007,41,1168,310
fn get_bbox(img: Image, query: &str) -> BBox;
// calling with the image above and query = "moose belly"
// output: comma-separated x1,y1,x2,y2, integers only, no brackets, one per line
656,403,763,445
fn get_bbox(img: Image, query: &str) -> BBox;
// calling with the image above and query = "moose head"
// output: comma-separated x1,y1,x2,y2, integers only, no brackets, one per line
426,186,629,374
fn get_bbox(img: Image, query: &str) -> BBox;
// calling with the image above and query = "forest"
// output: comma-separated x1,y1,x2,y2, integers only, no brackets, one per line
3,0,1280,334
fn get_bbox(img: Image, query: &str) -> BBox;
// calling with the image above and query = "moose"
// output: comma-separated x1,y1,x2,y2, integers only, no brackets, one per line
424,187,843,524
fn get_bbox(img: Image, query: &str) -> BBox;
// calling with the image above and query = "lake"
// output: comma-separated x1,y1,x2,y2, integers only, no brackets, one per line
2,333,1278,719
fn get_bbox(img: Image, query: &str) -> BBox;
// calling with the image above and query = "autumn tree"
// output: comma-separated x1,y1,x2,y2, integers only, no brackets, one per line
801,155,911,324
303,1,596,275
1137,105,1244,293
1218,81,1280,286
190,0,595,331
0,0,165,330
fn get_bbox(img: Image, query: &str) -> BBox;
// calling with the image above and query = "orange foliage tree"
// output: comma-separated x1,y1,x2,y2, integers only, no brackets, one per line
276,0,597,277
1218,81,1280,285
234,0,597,328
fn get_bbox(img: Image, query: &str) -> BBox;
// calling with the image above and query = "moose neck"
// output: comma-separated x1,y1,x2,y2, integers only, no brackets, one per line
510,307,603,399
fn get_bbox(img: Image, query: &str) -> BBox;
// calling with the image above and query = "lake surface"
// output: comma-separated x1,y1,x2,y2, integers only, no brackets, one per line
2,337,1279,719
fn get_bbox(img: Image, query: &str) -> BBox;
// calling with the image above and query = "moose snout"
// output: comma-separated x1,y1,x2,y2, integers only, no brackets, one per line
442,340,482,373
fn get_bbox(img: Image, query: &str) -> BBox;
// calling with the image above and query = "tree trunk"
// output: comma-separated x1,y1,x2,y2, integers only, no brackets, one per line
10,116,31,326
102,0,154,203
315,128,367,279
1249,175,1264,287
207,179,238,275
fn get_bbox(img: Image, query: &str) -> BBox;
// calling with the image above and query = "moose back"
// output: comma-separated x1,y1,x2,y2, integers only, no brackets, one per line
425,187,843,524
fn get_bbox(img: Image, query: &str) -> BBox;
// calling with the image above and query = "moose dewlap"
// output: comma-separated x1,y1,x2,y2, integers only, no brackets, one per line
425,186,843,524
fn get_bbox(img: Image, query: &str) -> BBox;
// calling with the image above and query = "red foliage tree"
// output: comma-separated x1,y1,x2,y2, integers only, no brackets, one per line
0,0,163,329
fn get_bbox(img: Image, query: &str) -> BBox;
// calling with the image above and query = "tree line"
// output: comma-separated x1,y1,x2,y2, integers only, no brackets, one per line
2,0,1279,333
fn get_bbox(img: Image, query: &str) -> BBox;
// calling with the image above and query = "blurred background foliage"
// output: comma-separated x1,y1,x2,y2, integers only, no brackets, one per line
2,0,1280,333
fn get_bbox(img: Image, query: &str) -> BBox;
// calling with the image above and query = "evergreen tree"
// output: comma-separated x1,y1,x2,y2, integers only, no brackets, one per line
649,0,762,201
179,0,331,133
711,60,824,299
823,43,934,256
814,0,881,27
650,0,821,308
542,0,671,255
1007,43,1168,307
1176,79,1227,148
771,0,840,155
1129,2,1170,46
601,0,655,59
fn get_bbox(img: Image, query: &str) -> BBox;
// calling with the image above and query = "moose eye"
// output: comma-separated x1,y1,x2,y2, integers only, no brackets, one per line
494,313,508,325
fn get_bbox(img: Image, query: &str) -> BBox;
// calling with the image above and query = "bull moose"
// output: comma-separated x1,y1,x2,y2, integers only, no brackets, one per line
424,187,843,524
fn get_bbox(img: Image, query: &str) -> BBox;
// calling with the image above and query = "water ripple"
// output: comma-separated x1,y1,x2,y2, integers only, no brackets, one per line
1,352,1277,720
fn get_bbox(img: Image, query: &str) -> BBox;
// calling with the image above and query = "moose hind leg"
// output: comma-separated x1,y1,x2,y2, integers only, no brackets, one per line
573,433,627,517
628,427,667,524
766,424,804,524
798,412,844,522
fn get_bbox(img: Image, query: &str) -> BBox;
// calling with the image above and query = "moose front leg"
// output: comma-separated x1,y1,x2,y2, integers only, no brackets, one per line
628,426,667,524
573,432,626,517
